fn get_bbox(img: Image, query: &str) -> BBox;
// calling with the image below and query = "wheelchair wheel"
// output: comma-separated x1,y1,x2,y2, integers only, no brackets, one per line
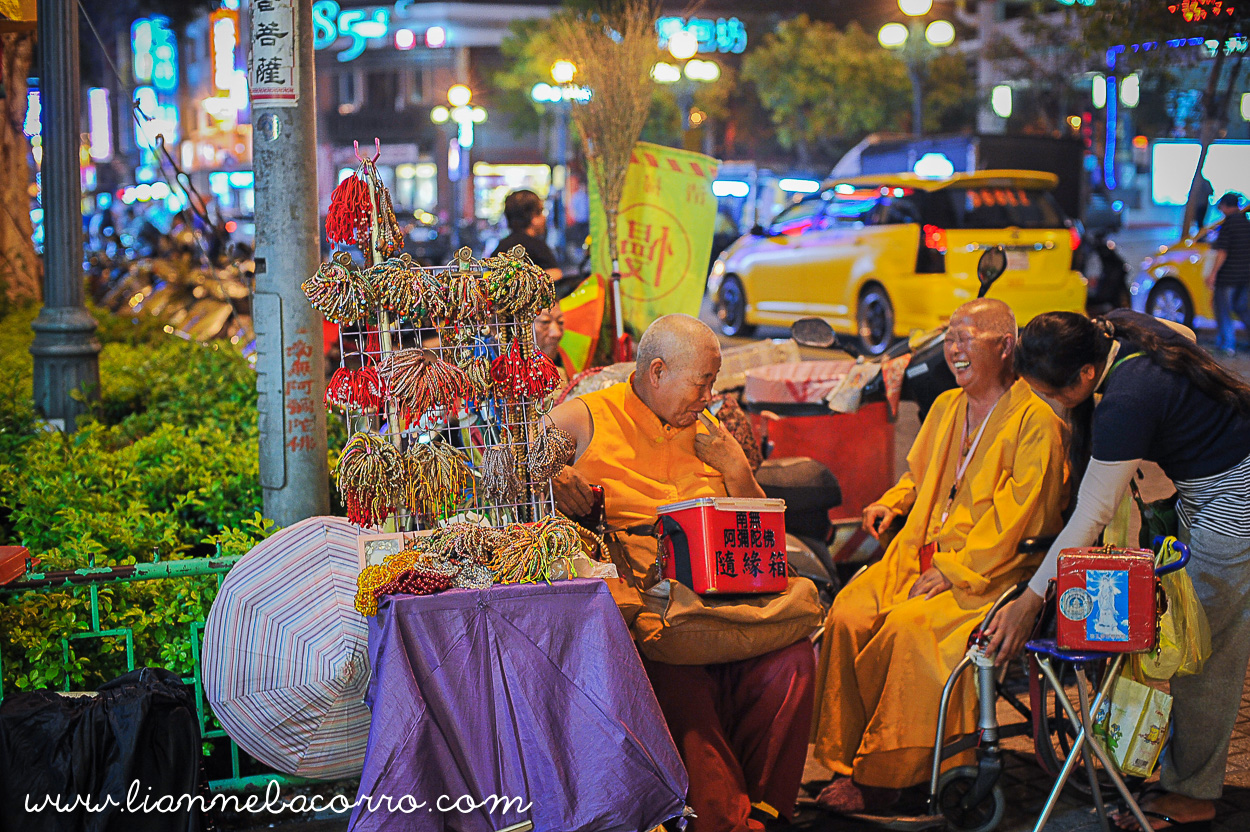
937,766,1005,832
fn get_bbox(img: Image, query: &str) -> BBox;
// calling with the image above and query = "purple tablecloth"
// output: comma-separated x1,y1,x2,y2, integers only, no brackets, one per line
349,579,689,832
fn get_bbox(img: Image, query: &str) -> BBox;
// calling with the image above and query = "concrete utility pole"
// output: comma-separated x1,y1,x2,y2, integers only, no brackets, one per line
976,0,1004,135
30,0,101,432
250,0,330,526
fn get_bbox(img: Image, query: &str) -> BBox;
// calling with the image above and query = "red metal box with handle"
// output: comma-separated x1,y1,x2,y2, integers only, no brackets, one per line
656,497,788,595
1056,546,1159,653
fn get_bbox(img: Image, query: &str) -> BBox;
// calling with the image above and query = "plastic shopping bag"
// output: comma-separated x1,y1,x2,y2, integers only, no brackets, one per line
1130,537,1212,681
1132,566,1212,680
1092,673,1172,778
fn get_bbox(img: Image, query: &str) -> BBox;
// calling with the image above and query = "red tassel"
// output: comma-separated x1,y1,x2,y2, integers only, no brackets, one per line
325,365,387,412
326,174,372,247
489,340,561,401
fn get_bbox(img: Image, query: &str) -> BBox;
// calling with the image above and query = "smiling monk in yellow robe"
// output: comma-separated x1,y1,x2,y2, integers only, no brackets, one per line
811,299,1069,815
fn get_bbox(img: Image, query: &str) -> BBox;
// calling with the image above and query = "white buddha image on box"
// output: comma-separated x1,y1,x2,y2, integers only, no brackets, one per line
1088,569,1129,642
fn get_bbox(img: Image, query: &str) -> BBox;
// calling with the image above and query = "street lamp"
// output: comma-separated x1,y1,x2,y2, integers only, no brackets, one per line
530,59,580,256
652,30,720,151
431,85,486,250
877,0,954,137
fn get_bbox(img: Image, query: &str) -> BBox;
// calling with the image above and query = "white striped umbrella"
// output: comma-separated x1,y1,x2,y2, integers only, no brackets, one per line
203,516,370,779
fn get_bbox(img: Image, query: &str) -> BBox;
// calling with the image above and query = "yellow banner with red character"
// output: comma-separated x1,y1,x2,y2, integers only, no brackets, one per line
587,142,719,342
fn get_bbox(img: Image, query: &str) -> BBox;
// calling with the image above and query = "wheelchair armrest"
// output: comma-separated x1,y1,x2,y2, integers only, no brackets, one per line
1016,535,1056,555
976,582,1029,635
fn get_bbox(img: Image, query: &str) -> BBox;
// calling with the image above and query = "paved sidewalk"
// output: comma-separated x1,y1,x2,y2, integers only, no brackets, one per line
793,655,1250,830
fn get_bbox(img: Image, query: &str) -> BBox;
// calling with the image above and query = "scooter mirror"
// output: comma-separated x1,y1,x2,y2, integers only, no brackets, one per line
790,317,837,349
976,245,1008,297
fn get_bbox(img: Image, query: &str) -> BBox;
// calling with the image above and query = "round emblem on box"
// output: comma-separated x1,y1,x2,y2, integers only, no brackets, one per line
1059,587,1093,621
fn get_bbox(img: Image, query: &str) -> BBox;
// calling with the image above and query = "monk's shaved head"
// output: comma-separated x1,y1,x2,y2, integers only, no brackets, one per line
952,298,1017,338
633,315,722,428
635,314,721,375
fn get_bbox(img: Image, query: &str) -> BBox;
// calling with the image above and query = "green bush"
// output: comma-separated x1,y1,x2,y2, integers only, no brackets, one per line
0,304,292,694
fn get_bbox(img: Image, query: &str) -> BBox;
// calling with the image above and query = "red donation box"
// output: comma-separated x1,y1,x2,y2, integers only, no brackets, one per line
1056,546,1159,653
657,498,788,595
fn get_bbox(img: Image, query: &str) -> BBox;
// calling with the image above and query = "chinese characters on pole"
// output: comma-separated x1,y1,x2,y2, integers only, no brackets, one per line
250,0,299,107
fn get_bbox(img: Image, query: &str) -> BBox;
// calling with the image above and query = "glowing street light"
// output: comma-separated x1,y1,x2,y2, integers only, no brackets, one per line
447,84,471,107
684,59,721,82
551,60,576,85
1120,72,1141,108
430,105,449,123
925,20,955,47
651,61,682,83
668,29,698,60
878,23,908,49
991,84,1013,119
1091,73,1107,109
899,0,934,16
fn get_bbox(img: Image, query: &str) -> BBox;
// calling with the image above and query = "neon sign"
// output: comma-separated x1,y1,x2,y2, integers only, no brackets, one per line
211,10,239,93
315,0,414,62
1167,0,1238,22
656,16,747,55
132,17,178,93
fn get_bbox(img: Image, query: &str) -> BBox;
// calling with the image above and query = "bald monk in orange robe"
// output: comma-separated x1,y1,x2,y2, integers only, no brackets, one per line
548,314,815,832
811,299,1068,814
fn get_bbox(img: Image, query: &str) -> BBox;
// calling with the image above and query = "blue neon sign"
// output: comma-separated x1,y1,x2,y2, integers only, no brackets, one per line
313,0,399,62
657,16,747,55
132,16,178,93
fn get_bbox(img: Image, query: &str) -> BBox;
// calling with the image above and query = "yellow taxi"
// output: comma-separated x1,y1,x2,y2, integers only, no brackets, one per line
707,170,1088,354
1129,221,1221,328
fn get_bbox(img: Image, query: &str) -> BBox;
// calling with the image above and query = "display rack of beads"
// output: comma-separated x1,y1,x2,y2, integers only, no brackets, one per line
305,142,563,533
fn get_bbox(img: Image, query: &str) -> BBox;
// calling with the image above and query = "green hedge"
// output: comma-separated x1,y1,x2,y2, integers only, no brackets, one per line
0,304,310,694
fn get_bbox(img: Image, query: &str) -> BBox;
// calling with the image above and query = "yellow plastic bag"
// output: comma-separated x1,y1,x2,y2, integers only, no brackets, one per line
1131,538,1212,681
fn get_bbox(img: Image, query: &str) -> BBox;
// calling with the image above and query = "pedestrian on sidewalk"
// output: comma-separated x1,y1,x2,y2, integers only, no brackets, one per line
1207,192,1250,357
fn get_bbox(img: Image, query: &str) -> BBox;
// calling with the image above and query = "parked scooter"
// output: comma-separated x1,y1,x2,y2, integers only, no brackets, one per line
790,246,1010,422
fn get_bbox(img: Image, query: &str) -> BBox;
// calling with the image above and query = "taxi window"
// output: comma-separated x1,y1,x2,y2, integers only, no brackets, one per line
816,185,886,227
768,197,824,235
943,187,1065,229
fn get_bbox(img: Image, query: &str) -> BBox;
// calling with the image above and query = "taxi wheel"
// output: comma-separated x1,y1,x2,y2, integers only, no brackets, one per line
715,276,755,338
1146,279,1194,329
856,284,895,356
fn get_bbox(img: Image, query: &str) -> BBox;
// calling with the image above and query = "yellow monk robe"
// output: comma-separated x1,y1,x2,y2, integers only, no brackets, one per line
811,378,1068,789
574,376,727,582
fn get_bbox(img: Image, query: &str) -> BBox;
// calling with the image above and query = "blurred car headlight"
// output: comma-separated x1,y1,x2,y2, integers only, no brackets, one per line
710,258,726,278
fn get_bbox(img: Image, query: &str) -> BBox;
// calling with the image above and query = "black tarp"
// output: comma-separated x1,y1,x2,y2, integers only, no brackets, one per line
0,667,205,831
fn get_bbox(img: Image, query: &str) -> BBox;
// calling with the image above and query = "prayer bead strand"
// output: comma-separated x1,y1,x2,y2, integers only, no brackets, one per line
404,438,472,519
302,251,374,325
337,432,406,527
380,348,475,416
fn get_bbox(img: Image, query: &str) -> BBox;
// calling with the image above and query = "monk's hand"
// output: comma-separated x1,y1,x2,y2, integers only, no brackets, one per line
862,504,900,539
551,466,595,518
908,566,952,600
694,412,750,477
982,588,1046,667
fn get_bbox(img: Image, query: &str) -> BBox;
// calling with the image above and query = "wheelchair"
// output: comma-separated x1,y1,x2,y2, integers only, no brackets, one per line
807,535,1121,832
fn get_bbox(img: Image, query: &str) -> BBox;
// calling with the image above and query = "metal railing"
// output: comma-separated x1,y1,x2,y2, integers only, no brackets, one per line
0,549,310,792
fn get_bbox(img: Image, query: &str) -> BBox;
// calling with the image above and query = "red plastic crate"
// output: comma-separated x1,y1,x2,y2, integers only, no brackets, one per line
656,497,788,595
0,546,30,586
1056,546,1159,653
